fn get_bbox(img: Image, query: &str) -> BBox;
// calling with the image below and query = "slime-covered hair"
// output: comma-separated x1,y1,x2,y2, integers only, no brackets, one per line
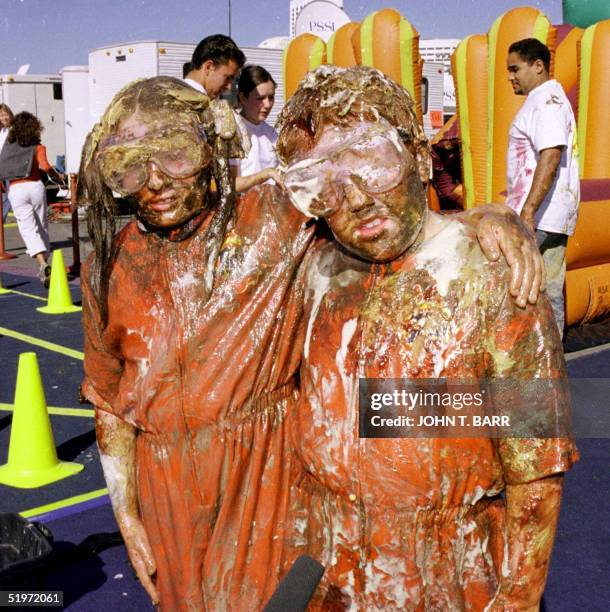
78,76,245,325
276,65,431,183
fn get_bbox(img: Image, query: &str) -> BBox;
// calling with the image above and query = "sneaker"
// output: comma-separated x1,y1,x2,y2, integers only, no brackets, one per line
39,263,51,288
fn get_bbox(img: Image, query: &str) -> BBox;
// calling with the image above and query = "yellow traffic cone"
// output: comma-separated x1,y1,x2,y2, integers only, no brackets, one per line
37,250,81,314
0,352,84,488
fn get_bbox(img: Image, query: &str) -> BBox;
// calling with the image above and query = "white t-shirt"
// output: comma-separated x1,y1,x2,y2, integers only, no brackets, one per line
0,127,9,151
183,78,206,95
506,79,580,235
232,115,278,177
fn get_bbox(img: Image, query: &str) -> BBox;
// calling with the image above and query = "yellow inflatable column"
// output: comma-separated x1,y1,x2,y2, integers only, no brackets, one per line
354,8,423,122
327,22,360,67
486,8,555,203
451,35,488,209
283,34,327,100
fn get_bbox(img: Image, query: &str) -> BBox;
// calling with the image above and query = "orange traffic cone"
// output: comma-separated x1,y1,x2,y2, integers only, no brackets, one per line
37,250,81,314
0,352,83,488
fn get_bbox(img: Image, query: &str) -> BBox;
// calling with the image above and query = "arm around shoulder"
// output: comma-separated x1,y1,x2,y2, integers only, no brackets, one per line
457,203,545,307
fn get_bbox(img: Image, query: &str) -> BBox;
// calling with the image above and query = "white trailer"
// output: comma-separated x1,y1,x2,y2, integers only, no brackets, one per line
0,74,65,165
61,66,90,174
88,41,284,125
421,62,445,139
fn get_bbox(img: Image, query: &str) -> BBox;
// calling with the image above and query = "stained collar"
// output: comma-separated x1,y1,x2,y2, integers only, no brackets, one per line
137,209,210,242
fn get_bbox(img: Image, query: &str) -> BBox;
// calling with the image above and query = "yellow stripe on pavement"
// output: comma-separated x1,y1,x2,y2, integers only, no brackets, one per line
21,488,109,519
1,288,47,301
0,403,94,418
0,326,84,360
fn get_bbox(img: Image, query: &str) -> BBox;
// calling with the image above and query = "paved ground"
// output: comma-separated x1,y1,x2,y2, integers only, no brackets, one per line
0,203,150,608
0,205,135,281
1,206,609,610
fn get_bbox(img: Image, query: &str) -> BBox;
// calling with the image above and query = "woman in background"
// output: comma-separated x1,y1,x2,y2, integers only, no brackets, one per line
232,65,282,192
0,103,14,222
7,112,65,285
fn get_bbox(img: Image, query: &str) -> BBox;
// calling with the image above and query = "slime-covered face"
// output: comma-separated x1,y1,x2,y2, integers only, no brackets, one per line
285,121,426,262
97,114,212,229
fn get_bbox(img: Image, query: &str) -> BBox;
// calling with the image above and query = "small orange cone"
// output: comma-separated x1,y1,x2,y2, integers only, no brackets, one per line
37,250,81,314
0,352,84,488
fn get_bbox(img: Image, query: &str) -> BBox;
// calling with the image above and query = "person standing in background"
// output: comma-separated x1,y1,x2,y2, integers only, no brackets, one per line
183,34,245,98
430,115,464,210
232,65,283,193
0,103,14,222
7,112,65,286
506,38,580,337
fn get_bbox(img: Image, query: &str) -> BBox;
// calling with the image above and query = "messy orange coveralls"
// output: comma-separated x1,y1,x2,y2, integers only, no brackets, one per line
82,187,311,610
285,218,578,610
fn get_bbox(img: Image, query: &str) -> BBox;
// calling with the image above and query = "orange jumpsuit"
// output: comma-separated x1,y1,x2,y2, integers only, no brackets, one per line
82,186,312,611
285,218,578,610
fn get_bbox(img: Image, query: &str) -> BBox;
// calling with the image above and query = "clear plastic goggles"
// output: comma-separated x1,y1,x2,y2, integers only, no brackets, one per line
97,125,210,195
283,128,407,219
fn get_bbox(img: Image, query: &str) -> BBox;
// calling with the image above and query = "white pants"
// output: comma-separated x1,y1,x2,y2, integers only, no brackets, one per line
8,180,50,257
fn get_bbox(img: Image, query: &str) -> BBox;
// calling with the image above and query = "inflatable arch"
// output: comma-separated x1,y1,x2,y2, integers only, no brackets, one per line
326,22,360,67
282,6,610,326
282,8,423,122
452,7,610,326
564,19,610,325
282,33,326,99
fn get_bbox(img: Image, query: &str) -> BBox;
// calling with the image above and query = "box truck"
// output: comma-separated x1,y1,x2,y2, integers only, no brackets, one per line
421,62,446,138
0,74,65,165
88,41,285,125
61,66,90,174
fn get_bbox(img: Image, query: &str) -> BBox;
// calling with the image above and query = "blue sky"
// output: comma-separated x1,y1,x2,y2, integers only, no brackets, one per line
1,0,563,74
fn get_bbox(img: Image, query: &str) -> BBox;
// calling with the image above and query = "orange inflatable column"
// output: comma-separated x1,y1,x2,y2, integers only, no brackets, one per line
486,8,555,203
327,22,360,67
577,20,610,179
565,264,610,326
451,34,488,209
554,25,584,106
283,34,327,100
564,19,610,326
354,8,423,122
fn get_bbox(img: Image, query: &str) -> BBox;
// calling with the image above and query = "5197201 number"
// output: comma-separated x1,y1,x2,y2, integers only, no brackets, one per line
0,591,63,607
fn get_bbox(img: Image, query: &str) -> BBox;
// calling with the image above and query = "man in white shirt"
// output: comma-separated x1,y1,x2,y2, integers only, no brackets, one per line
183,34,245,99
506,38,580,337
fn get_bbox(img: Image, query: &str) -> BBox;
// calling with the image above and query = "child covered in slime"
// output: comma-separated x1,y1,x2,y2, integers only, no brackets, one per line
80,76,545,610
277,66,578,611
79,77,312,610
